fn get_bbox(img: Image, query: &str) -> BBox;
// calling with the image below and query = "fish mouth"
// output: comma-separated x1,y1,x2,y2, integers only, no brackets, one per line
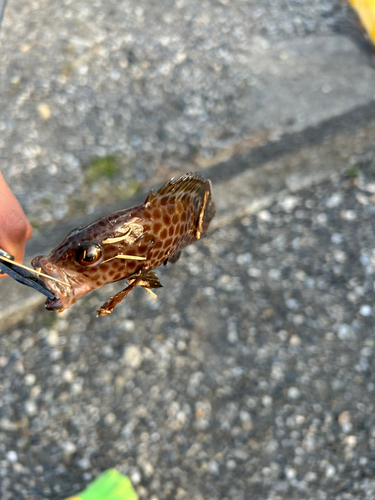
31,255,95,311
31,255,74,311
45,296,64,311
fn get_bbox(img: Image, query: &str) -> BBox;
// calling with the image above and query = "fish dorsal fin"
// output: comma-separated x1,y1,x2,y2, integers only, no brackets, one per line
152,172,209,206
144,190,157,204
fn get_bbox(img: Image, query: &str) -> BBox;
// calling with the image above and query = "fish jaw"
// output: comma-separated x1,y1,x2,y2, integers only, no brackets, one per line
31,255,94,311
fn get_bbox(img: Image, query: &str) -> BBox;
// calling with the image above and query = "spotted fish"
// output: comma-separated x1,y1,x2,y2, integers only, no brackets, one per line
31,173,215,316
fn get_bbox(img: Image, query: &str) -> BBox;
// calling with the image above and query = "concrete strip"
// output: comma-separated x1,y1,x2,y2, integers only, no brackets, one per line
211,121,375,228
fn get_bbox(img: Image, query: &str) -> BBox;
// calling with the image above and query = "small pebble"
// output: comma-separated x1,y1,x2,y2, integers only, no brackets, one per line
258,210,271,221
24,374,36,386
62,442,77,455
227,329,238,343
226,459,236,470
25,400,37,417
359,305,372,317
360,254,370,266
37,103,51,120
279,196,299,212
331,233,343,244
63,369,74,382
122,320,135,332
340,210,356,221
104,412,116,425
304,471,317,482
344,435,357,448
326,193,342,208
0,357,8,367
236,253,252,265
262,395,273,407
130,469,141,485
209,460,219,475
123,345,143,369
289,334,301,346
47,329,59,346
288,387,301,399
338,411,353,433
285,467,296,480
338,324,355,341
316,213,327,224
268,269,281,280
286,298,298,310
6,450,18,463
325,464,336,478
77,457,91,470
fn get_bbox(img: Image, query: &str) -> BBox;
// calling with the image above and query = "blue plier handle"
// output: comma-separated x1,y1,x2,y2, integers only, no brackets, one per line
0,248,57,300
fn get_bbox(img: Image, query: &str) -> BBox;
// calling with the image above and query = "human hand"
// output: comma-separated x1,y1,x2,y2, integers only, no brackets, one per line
0,172,33,278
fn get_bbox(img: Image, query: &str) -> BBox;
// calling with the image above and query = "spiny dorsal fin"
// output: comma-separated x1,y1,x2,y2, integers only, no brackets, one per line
145,173,216,238
144,190,157,204
156,172,206,197
150,172,211,208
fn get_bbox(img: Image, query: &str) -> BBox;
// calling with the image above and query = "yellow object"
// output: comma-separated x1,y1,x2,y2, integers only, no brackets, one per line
349,0,375,45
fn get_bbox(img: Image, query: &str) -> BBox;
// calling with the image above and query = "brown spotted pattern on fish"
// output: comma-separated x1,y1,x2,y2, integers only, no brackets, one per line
31,173,215,316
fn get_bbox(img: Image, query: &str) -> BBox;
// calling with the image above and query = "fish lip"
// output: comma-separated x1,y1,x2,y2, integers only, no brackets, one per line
45,296,64,311
31,255,72,305
31,255,95,310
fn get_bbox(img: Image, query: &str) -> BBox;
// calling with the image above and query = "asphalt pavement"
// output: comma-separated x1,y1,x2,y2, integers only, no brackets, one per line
1,1,375,499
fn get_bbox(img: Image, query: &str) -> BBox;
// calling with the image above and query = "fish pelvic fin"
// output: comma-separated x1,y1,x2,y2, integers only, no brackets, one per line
96,270,163,316
132,271,163,289
97,273,144,316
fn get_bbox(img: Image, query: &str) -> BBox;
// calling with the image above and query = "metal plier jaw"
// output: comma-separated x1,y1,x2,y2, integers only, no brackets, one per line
0,248,57,300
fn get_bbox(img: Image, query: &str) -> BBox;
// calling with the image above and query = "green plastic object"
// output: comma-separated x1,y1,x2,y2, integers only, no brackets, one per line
65,469,138,500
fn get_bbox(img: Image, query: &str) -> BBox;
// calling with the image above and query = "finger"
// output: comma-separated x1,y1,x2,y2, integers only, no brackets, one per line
0,173,32,263
0,205,29,279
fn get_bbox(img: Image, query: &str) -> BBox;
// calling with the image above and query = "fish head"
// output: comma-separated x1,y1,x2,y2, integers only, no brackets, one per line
31,213,146,311
31,237,105,311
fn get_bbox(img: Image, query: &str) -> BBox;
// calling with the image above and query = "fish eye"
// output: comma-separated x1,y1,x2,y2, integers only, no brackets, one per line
76,244,103,266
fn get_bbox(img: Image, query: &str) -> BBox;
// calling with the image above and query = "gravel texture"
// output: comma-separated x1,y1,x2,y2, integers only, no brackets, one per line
2,163,375,499
0,0,366,228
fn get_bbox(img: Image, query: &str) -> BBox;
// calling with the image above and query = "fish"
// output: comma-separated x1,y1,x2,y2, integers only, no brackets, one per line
31,172,215,316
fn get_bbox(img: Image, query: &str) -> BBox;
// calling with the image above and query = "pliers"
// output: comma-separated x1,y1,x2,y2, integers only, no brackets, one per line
0,248,57,300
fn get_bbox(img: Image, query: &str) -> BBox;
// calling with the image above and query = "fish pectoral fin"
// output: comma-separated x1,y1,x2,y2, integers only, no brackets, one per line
168,250,182,264
133,271,163,289
97,274,144,317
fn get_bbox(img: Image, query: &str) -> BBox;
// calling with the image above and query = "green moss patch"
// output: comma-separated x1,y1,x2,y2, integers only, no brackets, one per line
85,156,118,184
